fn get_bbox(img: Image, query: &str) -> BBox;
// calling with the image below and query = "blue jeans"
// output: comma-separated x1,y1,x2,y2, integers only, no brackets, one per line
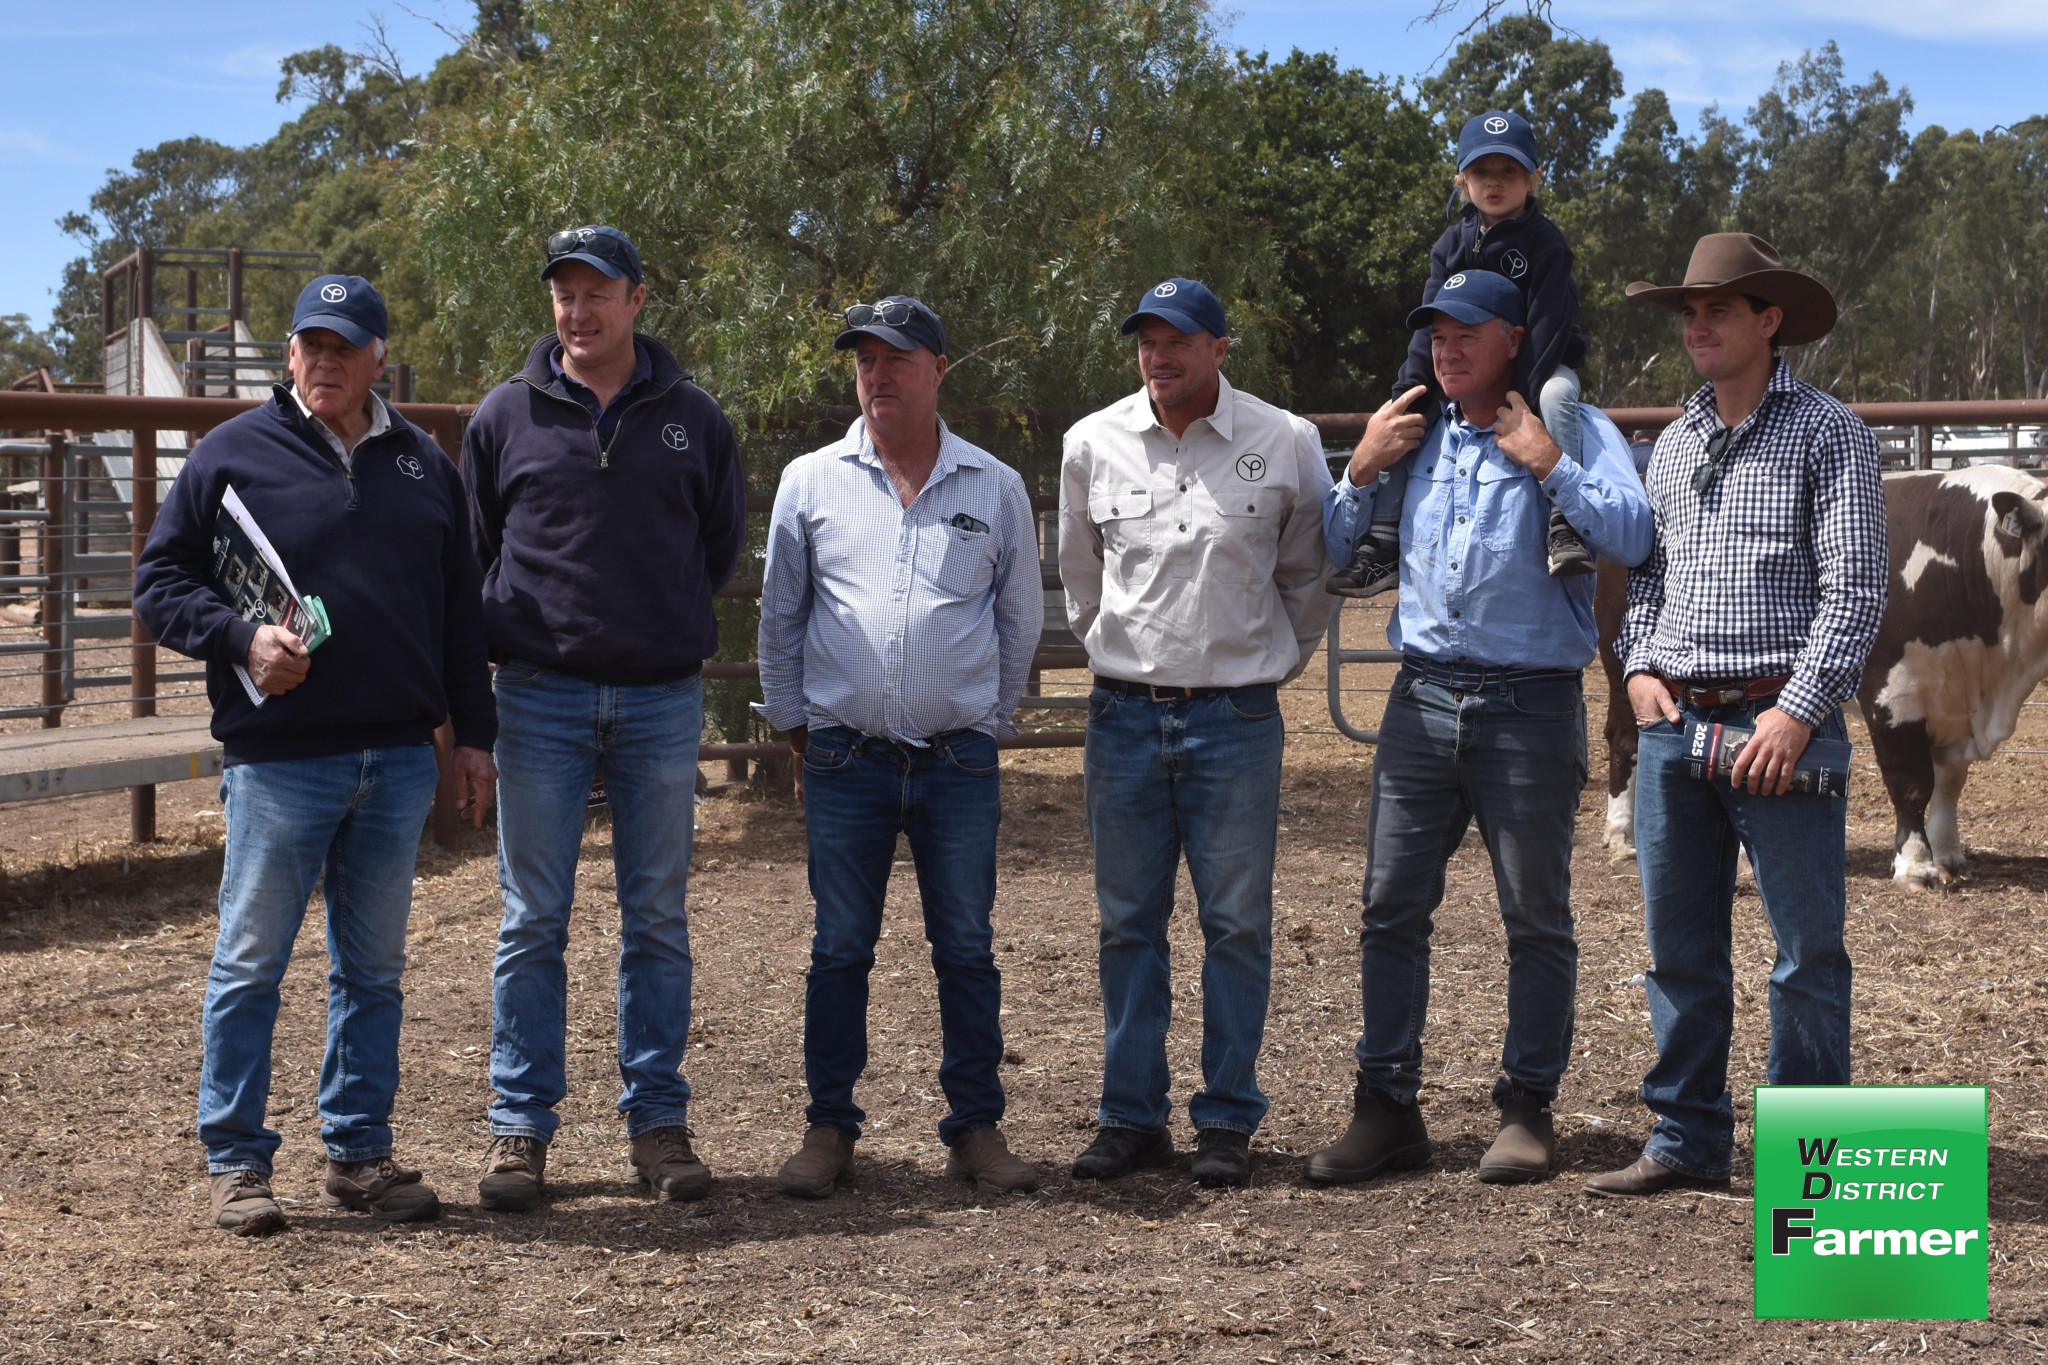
1355,664,1587,1106
800,726,1006,1145
198,746,440,1174
1370,368,1583,535
1085,683,1284,1135
1634,702,1853,1180
488,664,702,1141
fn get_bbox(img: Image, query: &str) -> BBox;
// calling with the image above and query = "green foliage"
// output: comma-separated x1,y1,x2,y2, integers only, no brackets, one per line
0,314,59,385
406,0,1286,422
1231,50,1448,409
1421,15,1621,194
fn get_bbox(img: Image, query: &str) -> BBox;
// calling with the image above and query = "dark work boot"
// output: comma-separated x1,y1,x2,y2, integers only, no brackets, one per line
1476,1091,1557,1184
1546,505,1595,576
1302,1076,1431,1185
1071,1126,1175,1180
478,1135,547,1213
1190,1129,1252,1187
322,1156,441,1222
630,1126,712,1202
1326,530,1401,598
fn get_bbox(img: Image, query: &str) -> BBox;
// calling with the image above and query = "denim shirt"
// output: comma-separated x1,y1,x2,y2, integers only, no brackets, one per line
1323,404,1653,670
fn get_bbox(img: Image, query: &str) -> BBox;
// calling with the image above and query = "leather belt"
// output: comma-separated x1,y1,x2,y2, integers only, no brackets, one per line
1659,674,1790,708
1093,674,1230,701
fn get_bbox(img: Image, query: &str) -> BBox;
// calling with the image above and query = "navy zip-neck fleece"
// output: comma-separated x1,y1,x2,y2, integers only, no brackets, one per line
463,333,747,686
134,388,496,765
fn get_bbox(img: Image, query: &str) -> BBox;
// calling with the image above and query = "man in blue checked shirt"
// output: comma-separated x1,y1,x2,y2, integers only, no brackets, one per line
757,295,1045,1200
1591,234,1886,1198
1310,269,1653,1188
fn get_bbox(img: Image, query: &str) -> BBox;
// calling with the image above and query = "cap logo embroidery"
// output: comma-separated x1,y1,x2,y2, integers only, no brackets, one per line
1485,116,1509,134
396,453,424,480
662,423,691,451
1154,282,1179,297
1236,453,1266,482
1445,272,1468,290
320,283,348,303
1503,249,1529,279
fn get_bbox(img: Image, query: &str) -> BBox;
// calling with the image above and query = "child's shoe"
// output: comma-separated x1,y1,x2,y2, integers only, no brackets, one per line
1326,532,1400,598
1546,506,1596,576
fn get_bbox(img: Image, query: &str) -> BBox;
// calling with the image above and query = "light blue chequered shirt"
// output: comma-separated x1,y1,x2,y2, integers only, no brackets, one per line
757,418,1043,744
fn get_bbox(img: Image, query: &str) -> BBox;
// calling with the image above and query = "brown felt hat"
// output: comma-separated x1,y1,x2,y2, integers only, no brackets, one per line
1625,232,1838,346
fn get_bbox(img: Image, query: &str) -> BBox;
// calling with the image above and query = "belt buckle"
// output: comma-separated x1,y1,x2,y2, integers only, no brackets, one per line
1147,683,1189,702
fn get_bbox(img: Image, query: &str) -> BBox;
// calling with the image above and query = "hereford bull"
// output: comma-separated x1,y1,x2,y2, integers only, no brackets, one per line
1591,461,2048,882
1858,466,2048,887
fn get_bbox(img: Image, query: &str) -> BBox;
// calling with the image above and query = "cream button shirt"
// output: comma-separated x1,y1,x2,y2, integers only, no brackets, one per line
1059,374,1334,688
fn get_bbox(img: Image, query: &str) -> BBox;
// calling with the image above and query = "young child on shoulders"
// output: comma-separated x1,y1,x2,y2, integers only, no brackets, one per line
1328,109,1594,597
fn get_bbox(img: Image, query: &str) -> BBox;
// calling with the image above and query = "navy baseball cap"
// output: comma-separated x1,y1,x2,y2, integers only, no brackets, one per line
290,275,387,348
541,225,644,285
1406,269,1526,330
833,295,947,356
1457,110,1539,173
1120,278,1228,338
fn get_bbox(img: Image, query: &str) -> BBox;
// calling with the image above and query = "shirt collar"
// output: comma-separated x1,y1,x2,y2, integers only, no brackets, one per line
289,383,390,452
1684,357,1795,436
1123,371,1237,440
550,338,652,404
840,415,986,475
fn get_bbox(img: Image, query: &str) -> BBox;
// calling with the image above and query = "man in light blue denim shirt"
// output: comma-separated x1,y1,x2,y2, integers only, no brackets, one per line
757,295,1044,1201
1307,269,1652,1188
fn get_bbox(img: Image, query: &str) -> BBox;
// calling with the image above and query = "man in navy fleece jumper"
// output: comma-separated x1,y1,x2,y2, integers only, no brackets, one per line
135,275,496,1235
464,226,747,1213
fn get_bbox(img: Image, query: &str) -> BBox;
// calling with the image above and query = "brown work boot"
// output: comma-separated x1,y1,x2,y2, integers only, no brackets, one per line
322,1156,442,1222
630,1126,712,1203
1476,1092,1557,1184
210,1169,286,1236
1303,1075,1431,1185
478,1134,548,1212
944,1126,1041,1195
1585,1153,1725,1198
778,1126,856,1200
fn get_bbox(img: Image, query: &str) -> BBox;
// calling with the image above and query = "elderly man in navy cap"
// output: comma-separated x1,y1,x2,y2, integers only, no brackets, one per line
465,226,746,1213
136,275,498,1233
1059,278,1335,1188
1306,269,1652,1187
757,295,1043,1200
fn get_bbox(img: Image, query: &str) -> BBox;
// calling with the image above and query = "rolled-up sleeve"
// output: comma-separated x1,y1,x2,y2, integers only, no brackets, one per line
1322,469,1381,568
755,466,813,733
1538,411,1653,569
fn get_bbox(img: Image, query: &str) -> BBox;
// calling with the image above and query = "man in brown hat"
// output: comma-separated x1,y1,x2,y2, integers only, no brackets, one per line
1592,233,1886,1197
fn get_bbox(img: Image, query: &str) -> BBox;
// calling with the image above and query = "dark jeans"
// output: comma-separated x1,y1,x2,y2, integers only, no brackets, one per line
800,725,1006,1145
1355,665,1587,1107
1085,682,1285,1135
1634,703,1853,1180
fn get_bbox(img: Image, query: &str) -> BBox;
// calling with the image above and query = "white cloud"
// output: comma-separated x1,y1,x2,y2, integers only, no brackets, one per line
0,125,82,164
1785,0,2048,39
208,42,292,81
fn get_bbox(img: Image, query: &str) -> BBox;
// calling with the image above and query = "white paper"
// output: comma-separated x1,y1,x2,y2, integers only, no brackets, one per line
222,485,303,709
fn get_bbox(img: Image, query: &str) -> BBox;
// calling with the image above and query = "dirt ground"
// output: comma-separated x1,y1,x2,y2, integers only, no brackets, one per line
4,649,2048,1364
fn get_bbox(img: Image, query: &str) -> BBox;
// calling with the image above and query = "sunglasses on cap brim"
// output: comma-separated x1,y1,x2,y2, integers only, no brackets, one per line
843,300,920,328
545,230,638,276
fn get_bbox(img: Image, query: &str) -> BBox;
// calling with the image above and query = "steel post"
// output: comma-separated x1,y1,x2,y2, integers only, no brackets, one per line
131,427,158,841
39,436,65,727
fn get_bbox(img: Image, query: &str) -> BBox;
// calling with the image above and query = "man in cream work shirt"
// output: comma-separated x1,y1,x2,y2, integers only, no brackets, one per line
1060,277,1333,1188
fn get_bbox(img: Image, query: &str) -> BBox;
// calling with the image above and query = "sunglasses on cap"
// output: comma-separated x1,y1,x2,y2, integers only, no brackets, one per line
843,299,920,328
544,228,640,279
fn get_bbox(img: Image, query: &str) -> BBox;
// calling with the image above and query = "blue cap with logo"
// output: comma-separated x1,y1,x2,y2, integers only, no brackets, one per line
1120,277,1228,338
290,275,388,349
833,295,947,356
1457,110,1539,173
1406,269,1525,330
541,225,644,286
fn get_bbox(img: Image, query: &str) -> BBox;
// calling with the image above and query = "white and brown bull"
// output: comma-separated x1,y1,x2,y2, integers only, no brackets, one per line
1858,466,2048,886
1594,463,2048,886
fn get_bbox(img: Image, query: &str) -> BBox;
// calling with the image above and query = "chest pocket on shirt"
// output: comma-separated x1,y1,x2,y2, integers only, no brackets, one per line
1211,485,1285,584
1721,460,1805,540
1474,458,1539,555
933,523,997,598
1089,487,1155,568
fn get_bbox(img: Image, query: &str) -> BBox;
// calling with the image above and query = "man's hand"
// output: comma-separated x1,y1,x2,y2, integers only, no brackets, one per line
1729,705,1812,796
246,625,310,695
1494,391,1562,479
787,723,807,806
1347,385,1431,486
452,746,498,828
1627,673,1680,728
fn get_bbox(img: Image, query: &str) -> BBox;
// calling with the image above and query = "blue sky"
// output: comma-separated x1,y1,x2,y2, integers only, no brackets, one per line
5,1,2047,333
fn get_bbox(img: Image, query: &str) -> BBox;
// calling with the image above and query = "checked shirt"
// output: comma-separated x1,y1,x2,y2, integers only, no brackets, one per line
1616,359,1887,726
